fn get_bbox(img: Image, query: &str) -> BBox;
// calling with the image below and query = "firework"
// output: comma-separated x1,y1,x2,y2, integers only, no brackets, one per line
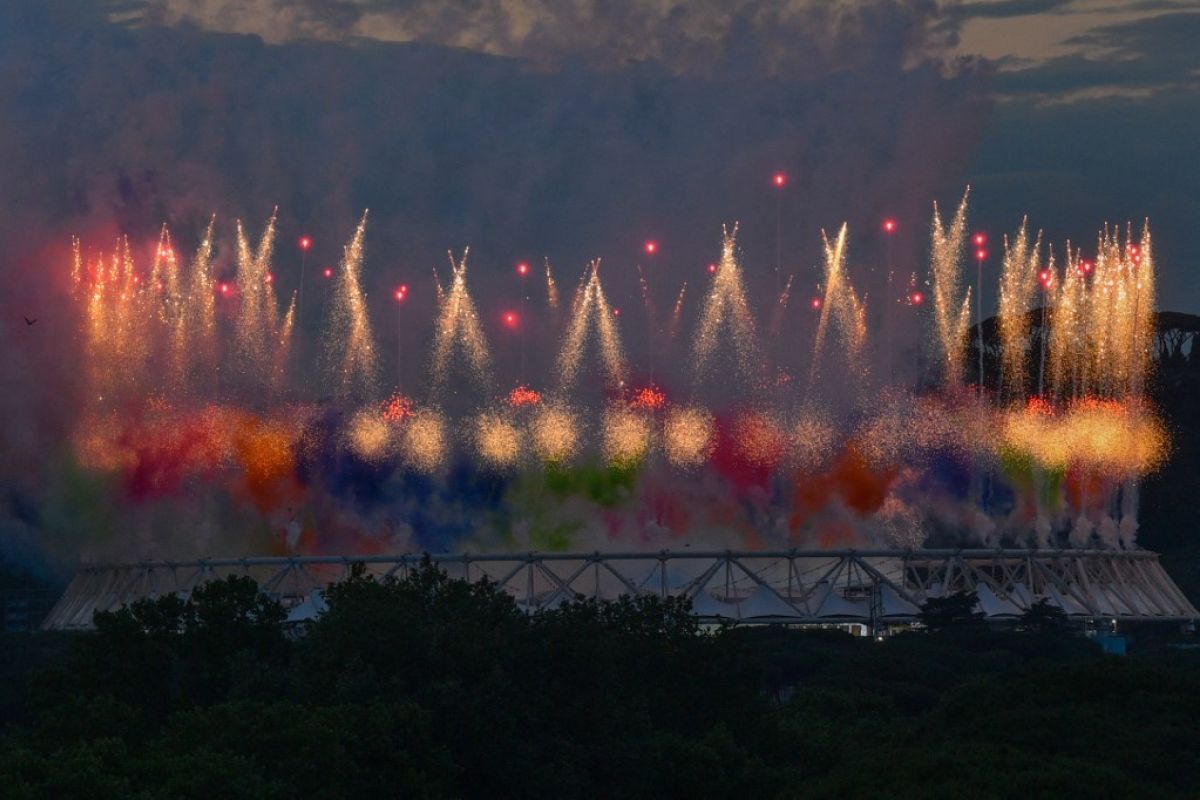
556,261,627,393
509,385,542,407
529,403,581,463
602,406,652,465
929,189,972,387
64,208,1170,556
403,409,448,472
997,220,1042,402
472,411,523,469
630,386,666,410
789,410,836,470
430,249,492,399
544,258,559,311
347,409,394,463
809,224,867,387
692,225,759,385
663,406,715,467
323,211,379,399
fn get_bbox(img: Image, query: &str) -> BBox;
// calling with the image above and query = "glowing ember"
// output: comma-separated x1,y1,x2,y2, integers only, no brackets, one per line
508,385,542,407
663,407,714,467
382,393,414,422
630,386,666,410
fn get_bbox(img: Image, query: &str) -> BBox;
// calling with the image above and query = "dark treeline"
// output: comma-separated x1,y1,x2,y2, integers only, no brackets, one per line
1,562,1199,798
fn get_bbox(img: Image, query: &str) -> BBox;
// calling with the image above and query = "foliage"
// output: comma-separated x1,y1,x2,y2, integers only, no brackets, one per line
1018,598,1071,633
919,590,986,632
2,562,1199,798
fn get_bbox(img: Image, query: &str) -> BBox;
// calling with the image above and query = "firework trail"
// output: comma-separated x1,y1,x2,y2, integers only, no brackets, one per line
544,258,559,312
809,223,866,388
769,273,794,337
557,260,627,394
1048,241,1086,400
668,281,688,341
430,248,492,401
997,220,1042,403
323,211,379,400
176,218,218,393
692,225,759,386
929,189,972,387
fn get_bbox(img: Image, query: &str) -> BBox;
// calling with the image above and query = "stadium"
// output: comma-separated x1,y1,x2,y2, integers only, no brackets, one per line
43,548,1198,633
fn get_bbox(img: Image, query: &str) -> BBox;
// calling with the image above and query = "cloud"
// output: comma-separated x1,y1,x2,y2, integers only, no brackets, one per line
132,0,961,74
991,10,1200,99
942,0,1078,24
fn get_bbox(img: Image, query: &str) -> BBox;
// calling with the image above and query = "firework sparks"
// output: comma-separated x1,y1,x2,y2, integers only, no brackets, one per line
323,210,379,399
929,189,973,387
472,411,523,469
809,223,867,387
556,260,627,393
544,258,559,311
998,220,1043,403
692,225,760,385
64,209,1170,555
348,409,394,462
529,403,581,463
430,249,492,400
403,408,448,472
663,406,715,467
383,392,415,422
508,385,542,407
602,406,652,465
631,386,666,410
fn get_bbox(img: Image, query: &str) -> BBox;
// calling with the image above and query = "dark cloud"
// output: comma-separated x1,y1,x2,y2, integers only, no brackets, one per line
938,0,1077,27
991,11,1200,96
131,0,960,75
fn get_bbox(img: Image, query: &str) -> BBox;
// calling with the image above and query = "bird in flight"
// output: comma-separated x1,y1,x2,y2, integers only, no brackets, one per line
23,317,36,326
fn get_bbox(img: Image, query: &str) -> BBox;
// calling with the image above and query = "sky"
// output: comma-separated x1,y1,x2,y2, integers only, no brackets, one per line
0,0,1196,568
0,0,1195,401
0,1,1194,321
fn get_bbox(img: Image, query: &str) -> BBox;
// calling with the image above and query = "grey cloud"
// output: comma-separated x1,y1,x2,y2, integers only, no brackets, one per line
129,0,960,75
993,11,1200,97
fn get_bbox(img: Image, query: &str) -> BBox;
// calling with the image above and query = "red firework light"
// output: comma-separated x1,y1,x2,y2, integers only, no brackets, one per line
323,268,333,278
644,241,658,255
516,262,529,276
973,232,987,247
382,394,414,422
299,236,312,251
883,219,896,234
509,385,542,407
631,386,666,410
773,172,786,187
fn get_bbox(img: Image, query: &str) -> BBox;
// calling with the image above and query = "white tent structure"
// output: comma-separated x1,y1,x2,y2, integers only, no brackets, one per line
43,549,1198,633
